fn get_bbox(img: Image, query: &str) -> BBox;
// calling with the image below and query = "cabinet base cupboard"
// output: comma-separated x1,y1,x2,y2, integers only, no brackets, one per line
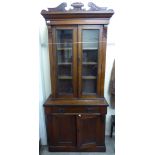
44,98,108,152
41,2,114,152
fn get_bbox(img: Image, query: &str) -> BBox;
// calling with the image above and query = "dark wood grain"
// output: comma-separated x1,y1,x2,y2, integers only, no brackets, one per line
77,114,105,150
48,2,67,12
46,114,76,148
44,96,108,106
47,19,110,25
47,26,55,97
88,2,107,11
70,2,84,11
100,25,108,96
45,105,107,115
45,103,107,152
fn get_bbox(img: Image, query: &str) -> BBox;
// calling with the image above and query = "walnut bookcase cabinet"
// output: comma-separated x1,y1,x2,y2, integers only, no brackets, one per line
41,2,114,152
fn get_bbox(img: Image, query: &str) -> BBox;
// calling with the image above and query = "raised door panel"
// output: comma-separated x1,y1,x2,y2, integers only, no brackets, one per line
77,114,105,151
78,25,103,98
52,26,78,98
46,114,76,150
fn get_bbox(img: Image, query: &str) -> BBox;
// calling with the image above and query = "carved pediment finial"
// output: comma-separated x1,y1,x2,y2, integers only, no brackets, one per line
41,2,114,17
88,2,107,11
48,2,67,12
70,2,84,11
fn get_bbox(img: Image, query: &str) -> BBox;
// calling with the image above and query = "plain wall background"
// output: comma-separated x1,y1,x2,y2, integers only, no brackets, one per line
39,0,116,145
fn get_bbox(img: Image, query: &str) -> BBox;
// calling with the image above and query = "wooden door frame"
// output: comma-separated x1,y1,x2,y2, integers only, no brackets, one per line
46,114,77,150
77,25,103,98
76,114,101,149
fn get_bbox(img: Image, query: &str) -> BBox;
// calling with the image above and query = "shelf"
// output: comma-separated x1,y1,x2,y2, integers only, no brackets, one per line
82,93,97,95
57,47,72,51
58,62,72,65
58,76,72,80
82,76,97,79
83,48,98,50
82,62,97,65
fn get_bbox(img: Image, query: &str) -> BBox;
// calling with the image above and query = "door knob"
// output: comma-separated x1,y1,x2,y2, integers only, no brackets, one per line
78,114,81,117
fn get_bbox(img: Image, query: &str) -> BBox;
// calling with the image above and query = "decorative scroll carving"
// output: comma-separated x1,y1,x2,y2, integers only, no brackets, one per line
70,2,85,11
88,2,107,11
48,2,67,12
41,2,114,14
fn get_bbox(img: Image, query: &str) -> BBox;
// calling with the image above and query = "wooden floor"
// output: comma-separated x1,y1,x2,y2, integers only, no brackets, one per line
40,136,115,155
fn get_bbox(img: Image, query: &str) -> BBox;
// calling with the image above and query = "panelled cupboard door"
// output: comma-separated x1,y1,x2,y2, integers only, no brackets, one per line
76,114,105,151
78,25,103,98
52,26,78,98
46,114,77,150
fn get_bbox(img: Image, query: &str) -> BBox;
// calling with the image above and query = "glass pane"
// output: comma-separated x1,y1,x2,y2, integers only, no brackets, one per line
83,50,98,62
82,79,97,93
82,30,99,94
58,80,73,93
82,65,97,76
56,30,73,94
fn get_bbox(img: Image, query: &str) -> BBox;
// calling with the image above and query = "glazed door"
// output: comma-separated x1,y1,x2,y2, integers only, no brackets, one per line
77,114,105,150
78,25,103,98
52,27,78,98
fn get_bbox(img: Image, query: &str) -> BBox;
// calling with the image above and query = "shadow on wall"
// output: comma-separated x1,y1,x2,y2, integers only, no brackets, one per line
109,60,115,109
